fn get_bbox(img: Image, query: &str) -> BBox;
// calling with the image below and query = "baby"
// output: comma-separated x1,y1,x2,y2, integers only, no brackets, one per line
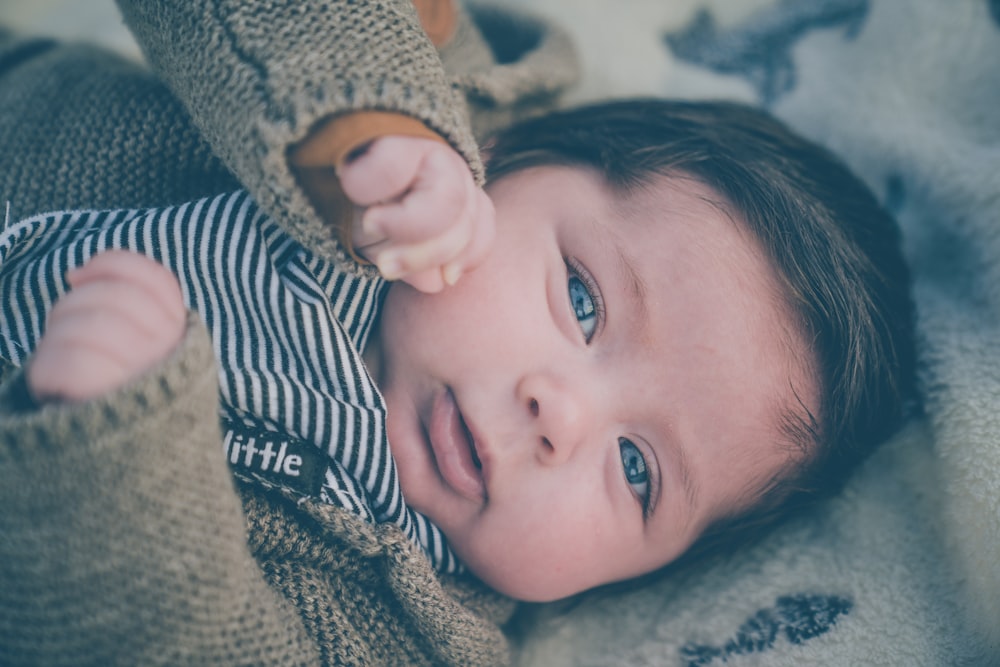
3,98,915,604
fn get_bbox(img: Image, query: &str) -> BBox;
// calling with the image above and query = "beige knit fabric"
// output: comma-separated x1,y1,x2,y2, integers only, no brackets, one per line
0,320,322,665
0,29,240,216
0,0,577,663
0,318,515,665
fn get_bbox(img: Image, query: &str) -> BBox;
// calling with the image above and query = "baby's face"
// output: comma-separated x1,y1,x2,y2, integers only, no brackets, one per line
369,166,817,601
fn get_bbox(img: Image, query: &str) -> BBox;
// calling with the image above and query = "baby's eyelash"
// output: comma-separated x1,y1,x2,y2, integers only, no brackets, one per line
565,257,606,341
642,448,661,521
618,437,661,521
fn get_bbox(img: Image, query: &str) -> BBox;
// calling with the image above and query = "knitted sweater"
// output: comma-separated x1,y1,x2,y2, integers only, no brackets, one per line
0,1,578,664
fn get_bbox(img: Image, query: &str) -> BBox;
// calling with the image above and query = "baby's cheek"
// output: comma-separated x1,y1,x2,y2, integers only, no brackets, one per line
456,506,609,601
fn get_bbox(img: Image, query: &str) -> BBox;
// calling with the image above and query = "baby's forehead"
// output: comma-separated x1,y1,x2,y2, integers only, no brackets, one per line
604,171,821,503
606,170,737,225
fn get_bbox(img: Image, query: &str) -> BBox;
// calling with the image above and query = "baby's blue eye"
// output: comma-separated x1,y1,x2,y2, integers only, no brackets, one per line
568,274,597,341
619,438,649,508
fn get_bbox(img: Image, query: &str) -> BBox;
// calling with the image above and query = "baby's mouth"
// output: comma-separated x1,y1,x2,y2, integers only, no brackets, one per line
427,388,485,501
462,412,482,471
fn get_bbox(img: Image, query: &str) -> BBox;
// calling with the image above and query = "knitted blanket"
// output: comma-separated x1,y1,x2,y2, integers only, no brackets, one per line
507,0,1000,665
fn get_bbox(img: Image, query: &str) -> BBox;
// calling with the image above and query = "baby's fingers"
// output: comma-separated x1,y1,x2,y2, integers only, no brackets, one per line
367,207,474,282
443,187,495,278
56,275,185,348
67,250,186,322
360,146,471,244
29,302,145,402
368,188,495,292
28,251,186,403
337,136,430,207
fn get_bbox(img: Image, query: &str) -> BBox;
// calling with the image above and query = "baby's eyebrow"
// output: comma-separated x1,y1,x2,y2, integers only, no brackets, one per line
647,428,698,524
613,240,648,336
676,441,698,514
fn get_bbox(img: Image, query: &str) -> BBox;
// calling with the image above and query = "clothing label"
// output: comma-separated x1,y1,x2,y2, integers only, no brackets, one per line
221,414,328,499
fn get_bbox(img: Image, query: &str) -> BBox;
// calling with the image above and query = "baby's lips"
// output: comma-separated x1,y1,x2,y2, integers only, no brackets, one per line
429,388,487,501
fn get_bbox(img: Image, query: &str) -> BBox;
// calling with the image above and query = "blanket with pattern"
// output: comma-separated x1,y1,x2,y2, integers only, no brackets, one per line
508,0,1000,664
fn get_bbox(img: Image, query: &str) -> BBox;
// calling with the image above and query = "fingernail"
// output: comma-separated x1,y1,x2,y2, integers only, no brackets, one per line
378,253,403,280
442,262,463,286
361,210,381,237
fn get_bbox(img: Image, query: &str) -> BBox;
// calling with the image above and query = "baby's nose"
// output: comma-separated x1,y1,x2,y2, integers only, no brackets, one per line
516,372,589,464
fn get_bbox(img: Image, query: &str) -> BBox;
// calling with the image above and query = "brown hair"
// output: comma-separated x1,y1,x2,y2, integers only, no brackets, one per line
485,98,917,565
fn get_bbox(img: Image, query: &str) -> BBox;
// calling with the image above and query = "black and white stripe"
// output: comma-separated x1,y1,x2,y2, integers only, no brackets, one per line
0,191,459,573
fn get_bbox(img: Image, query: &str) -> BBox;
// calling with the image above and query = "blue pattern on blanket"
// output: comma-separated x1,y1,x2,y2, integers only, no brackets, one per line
663,0,869,104
883,173,907,216
990,0,1000,26
679,594,853,666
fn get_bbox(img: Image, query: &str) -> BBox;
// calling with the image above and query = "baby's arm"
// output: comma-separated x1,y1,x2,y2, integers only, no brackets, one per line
115,0,484,277
28,251,186,404
0,251,321,663
337,135,496,292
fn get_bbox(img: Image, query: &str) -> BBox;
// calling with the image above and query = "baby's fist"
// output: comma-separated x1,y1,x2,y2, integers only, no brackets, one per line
28,251,187,404
338,136,495,292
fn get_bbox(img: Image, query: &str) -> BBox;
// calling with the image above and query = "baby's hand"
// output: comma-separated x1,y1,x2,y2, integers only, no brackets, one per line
337,136,495,293
28,251,187,404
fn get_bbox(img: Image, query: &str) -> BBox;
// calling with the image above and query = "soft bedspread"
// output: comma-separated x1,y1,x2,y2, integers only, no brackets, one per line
508,0,1000,664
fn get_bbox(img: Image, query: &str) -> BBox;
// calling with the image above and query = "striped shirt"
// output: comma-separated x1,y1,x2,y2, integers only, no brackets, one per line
0,190,460,573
